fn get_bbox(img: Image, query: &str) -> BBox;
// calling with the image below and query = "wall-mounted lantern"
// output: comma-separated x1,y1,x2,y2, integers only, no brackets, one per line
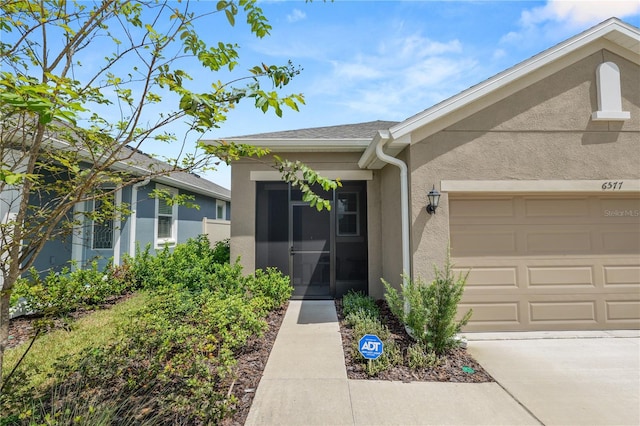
426,185,441,215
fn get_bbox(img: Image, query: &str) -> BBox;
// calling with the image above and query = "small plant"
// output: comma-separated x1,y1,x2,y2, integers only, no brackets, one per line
342,290,379,320
406,343,438,370
383,255,472,355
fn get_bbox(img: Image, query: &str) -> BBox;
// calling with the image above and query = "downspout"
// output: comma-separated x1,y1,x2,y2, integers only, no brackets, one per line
129,178,150,257
374,136,411,287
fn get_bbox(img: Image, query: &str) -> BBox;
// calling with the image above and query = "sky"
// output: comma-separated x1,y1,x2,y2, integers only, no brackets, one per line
191,0,640,189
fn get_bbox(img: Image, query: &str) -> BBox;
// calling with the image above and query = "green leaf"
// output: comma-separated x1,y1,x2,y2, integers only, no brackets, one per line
225,9,235,26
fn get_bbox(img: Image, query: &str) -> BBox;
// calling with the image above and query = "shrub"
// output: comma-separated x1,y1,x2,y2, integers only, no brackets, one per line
383,256,472,355
211,238,230,265
342,290,379,320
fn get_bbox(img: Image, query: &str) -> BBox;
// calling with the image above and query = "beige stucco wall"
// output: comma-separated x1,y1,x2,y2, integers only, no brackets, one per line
409,49,640,283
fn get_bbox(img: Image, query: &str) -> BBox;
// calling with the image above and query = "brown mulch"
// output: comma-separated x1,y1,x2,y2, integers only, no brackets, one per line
6,296,492,425
335,299,494,383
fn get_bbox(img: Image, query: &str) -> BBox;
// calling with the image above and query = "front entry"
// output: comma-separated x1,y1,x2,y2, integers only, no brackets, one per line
255,181,368,299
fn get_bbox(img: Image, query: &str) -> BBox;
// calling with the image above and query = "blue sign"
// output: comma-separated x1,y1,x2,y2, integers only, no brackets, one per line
358,334,384,360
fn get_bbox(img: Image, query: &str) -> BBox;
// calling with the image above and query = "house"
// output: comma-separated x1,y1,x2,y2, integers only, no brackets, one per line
1,146,230,276
205,18,639,332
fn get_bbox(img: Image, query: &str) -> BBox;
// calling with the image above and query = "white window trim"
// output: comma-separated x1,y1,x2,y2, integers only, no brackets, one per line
154,184,178,248
216,199,226,220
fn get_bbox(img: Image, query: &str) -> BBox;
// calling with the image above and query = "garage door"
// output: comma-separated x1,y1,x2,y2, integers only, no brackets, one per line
450,194,640,332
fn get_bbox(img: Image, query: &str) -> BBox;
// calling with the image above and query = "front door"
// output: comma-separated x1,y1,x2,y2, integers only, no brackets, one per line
290,203,332,298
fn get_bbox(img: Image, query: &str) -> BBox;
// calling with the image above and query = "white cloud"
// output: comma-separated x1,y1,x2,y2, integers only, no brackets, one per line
309,32,478,120
527,0,640,27
286,9,306,23
502,0,640,47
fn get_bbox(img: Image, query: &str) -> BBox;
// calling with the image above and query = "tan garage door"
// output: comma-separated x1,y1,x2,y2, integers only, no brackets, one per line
450,194,640,332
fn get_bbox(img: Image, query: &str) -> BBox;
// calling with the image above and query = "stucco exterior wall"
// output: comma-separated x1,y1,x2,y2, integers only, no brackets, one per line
409,50,640,283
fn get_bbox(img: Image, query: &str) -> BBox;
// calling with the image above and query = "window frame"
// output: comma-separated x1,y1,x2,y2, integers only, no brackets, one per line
90,190,115,250
336,191,360,237
154,184,178,247
216,199,226,220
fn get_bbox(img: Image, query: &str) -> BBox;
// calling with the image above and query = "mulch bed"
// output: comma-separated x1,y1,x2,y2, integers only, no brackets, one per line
335,299,494,383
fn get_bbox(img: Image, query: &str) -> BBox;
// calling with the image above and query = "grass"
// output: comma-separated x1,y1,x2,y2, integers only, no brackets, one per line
3,292,148,390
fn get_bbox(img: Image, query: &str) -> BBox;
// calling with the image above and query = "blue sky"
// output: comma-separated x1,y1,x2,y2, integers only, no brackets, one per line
192,0,639,188
8,1,638,188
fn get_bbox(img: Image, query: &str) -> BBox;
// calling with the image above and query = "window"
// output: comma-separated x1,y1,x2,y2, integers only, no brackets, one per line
155,185,178,246
91,192,114,250
337,192,359,236
216,200,226,220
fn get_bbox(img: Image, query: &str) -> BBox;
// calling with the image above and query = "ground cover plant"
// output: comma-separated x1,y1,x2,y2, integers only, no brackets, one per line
1,237,292,425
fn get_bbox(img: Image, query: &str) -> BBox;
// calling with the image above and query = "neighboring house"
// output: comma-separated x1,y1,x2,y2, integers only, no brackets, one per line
204,18,639,332
1,147,231,276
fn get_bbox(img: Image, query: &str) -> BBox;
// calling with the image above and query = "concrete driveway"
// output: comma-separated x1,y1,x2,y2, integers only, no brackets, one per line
467,330,640,426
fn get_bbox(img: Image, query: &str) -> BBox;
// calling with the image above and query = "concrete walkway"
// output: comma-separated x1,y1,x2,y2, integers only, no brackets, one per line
245,301,538,425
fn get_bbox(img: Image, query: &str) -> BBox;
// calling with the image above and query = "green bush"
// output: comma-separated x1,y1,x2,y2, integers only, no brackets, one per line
383,256,472,355
11,261,135,318
211,238,230,265
342,290,379,320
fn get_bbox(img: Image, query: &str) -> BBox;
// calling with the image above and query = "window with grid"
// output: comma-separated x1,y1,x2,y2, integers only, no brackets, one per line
337,192,359,236
91,194,114,250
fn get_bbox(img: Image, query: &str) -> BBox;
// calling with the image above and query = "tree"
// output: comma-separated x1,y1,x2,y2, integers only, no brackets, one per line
0,0,338,392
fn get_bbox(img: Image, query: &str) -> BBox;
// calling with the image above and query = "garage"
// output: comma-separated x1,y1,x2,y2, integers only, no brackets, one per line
450,194,640,332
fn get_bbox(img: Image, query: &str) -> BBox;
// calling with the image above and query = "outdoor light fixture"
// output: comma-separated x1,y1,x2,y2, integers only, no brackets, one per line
426,185,441,215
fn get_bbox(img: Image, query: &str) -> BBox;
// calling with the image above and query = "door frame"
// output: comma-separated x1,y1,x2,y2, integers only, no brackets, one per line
289,199,335,299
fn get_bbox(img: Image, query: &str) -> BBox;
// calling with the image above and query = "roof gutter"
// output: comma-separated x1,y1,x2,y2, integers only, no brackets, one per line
374,132,411,286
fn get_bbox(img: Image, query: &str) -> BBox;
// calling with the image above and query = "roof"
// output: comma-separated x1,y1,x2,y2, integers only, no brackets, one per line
35,124,231,200
203,120,399,152
124,149,230,201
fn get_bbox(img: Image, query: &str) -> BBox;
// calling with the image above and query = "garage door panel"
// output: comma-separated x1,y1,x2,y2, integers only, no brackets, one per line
524,198,589,217
527,266,594,288
450,194,640,331
606,300,640,321
529,301,597,323
602,231,640,253
458,301,520,327
525,230,592,254
453,267,518,289
450,229,516,256
604,265,640,286
449,198,514,218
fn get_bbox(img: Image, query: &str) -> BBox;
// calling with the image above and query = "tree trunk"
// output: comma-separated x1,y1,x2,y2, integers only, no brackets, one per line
0,284,11,396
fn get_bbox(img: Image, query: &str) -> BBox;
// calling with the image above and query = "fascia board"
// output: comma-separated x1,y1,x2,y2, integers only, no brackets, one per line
389,20,640,144
358,131,388,169
201,138,371,152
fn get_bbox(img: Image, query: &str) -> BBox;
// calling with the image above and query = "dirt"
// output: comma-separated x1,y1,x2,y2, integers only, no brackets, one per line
7,297,493,425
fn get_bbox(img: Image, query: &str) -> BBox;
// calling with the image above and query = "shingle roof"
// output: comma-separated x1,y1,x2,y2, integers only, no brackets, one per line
228,120,399,140
123,148,230,200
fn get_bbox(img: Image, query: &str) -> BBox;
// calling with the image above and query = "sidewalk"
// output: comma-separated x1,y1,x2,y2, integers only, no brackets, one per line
245,300,538,426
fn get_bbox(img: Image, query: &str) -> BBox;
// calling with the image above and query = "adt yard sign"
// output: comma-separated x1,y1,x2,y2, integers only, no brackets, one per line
358,334,384,360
